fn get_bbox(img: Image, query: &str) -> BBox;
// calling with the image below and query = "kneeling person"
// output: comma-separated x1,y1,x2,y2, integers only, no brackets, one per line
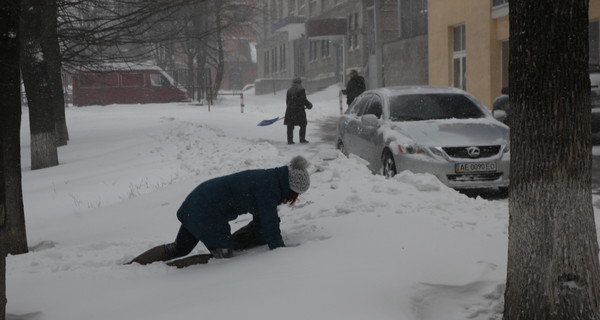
128,156,311,264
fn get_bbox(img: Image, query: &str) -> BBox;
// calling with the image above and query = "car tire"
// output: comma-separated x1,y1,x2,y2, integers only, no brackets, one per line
382,150,397,178
499,187,509,198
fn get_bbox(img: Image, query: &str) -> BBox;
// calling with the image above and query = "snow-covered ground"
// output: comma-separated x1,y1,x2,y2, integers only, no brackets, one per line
6,85,600,320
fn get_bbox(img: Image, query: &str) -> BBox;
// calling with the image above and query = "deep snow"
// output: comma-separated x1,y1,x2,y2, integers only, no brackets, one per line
6,85,600,320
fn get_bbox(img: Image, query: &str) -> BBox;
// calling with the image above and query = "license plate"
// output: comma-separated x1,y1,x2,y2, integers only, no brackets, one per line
455,162,497,173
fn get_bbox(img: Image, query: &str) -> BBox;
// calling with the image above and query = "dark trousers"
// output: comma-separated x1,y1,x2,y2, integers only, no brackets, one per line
164,222,264,260
164,225,199,260
287,125,306,142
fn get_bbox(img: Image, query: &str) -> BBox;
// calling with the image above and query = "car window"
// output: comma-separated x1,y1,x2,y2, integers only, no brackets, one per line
389,93,485,121
346,94,372,116
363,95,383,119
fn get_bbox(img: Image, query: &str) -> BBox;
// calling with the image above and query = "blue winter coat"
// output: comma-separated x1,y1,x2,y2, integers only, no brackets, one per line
176,166,290,250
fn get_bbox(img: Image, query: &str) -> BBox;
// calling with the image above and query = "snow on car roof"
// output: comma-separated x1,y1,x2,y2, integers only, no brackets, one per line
374,86,468,96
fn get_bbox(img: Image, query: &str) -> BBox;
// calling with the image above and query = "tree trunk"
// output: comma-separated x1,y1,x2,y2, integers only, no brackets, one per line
213,2,225,95
41,0,68,146
20,0,59,170
186,51,196,101
503,1,600,319
1,0,27,318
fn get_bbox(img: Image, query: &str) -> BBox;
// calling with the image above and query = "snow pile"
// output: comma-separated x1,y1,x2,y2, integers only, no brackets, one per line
7,85,600,320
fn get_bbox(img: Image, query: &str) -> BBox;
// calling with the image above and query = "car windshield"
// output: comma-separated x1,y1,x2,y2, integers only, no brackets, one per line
389,93,485,121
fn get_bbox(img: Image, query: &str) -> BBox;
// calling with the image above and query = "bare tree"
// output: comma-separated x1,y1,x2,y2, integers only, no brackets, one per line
503,1,600,319
21,0,59,170
43,0,69,146
1,0,27,318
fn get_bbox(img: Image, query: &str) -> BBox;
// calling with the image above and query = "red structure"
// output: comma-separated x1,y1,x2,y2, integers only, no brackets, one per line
72,64,189,106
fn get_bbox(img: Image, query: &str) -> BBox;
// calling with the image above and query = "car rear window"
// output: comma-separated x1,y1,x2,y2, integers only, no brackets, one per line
389,93,485,121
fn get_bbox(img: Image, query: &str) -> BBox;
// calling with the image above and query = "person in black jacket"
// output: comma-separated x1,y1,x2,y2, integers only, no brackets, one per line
342,70,366,106
284,78,312,144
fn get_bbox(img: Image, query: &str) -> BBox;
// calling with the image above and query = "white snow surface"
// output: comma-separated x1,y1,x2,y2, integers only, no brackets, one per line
7,84,600,320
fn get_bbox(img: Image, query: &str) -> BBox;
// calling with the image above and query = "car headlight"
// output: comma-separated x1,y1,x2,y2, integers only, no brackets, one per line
397,143,425,154
503,141,510,153
428,147,447,159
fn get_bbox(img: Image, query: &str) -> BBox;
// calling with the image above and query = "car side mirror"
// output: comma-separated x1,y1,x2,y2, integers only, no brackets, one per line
493,109,507,122
362,114,379,127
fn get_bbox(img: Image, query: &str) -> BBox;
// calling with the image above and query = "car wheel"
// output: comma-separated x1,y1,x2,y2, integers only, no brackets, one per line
382,150,397,178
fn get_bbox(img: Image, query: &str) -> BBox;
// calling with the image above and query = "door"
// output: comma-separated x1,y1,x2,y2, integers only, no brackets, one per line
342,94,372,156
355,94,383,166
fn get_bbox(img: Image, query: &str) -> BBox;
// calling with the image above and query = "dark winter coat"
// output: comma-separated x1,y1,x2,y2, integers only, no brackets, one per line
176,167,290,250
284,83,312,126
345,75,366,105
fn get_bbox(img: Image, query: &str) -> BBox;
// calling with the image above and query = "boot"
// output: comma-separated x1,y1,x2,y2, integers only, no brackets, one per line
126,244,167,265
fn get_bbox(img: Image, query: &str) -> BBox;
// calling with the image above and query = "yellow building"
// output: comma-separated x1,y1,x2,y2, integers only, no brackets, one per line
428,0,600,108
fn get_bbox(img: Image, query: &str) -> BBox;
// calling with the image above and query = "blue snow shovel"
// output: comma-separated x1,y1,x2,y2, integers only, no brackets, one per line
257,117,283,126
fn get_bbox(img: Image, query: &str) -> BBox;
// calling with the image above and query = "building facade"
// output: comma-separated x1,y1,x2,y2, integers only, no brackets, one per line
255,0,429,95
429,0,600,108
255,0,374,94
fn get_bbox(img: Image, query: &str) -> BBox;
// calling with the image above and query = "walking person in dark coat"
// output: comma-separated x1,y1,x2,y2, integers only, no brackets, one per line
128,156,311,265
284,78,312,144
342,70,366,106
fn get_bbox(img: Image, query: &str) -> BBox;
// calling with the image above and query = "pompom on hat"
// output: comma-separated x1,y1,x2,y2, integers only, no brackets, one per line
288,155,310,194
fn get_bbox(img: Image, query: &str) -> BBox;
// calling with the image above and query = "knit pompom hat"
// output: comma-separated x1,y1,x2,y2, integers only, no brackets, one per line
288,156,310,194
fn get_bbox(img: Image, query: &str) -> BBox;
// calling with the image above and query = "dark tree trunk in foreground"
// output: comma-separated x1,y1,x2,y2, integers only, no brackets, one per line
503,1,600,319
20,0,59,170
1,0,27,318
41,0,68,146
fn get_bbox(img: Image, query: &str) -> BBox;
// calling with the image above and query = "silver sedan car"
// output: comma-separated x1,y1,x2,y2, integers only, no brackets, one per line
336,86,510,190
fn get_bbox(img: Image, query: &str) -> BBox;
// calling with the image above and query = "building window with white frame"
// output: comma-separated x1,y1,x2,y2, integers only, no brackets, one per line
453,24,466,90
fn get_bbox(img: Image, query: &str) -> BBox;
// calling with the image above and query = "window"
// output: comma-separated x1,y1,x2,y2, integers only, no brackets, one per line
389,94,484,121
364,95,383,119
298,0,305,16
121,73,144,87
590,21,599,65
501,40,509,89
264,51,270,75
348,12,359,50
150,74,170,87
309,0,318,17
309,40,318,61
453,24,467,90
346,94,372,115
279,44,287,71
321,40,330,58
288,0,295,15
398,0,428,39
271,48,278,73
492,0,508,7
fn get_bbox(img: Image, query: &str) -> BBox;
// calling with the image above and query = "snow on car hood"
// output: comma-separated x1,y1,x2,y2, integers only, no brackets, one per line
386,118,509,147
